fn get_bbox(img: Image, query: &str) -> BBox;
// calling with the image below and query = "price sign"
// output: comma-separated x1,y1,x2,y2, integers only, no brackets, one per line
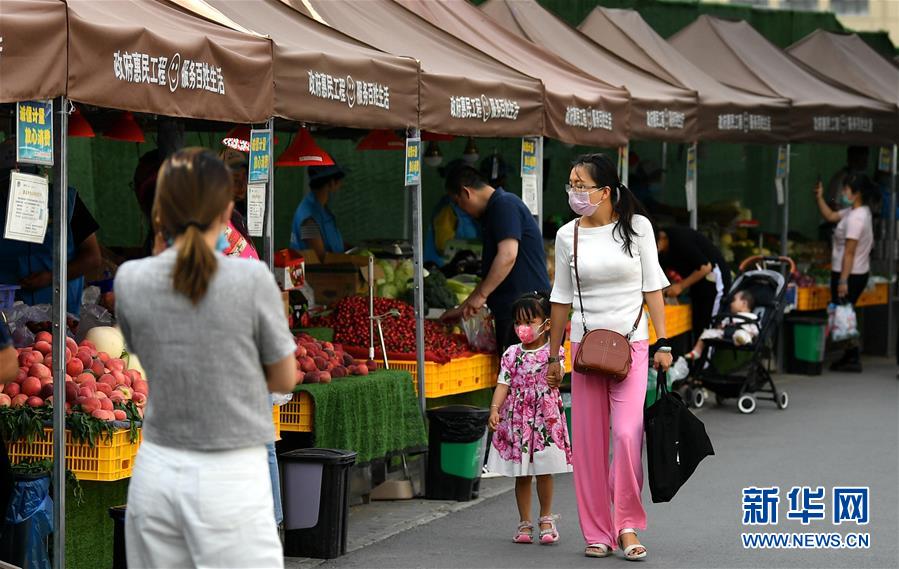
405,137,421,186
521,137,538,177
16,100,53,166
248,129,272,183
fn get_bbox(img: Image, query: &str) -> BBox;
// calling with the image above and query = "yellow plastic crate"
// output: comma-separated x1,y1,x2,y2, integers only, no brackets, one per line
6,428,141,482
857,283,888,307
280,391,314,433
389,353,499,398
272,405,281,441
796,285,830,311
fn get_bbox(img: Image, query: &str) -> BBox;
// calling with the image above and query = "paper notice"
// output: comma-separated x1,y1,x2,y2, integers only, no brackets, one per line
775,177,785,206
247,183,265,237
521,174,539,215
4,171,49,243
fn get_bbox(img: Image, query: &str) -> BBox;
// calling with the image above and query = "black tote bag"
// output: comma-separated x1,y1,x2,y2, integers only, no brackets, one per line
644,371,715,503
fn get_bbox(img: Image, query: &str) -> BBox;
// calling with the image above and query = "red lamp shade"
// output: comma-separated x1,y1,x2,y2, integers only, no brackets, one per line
222,125,251,152
104,112,144,143
275,127,334,167
68,107,95,138
422,131,455,142
356,129,404,151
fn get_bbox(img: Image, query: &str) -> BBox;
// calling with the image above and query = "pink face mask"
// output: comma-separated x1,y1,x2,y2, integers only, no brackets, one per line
515,320,548,344
568,189,601,216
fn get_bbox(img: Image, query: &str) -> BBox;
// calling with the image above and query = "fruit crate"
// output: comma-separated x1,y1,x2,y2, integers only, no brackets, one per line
390,353,500,398
6,428,141,482
272,405,281,440
796,286,830,311
856,283,888,307
280,391,314,433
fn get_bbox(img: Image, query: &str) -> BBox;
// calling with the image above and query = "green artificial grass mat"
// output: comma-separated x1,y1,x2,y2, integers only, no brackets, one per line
295,371,427,464
65,479,128,569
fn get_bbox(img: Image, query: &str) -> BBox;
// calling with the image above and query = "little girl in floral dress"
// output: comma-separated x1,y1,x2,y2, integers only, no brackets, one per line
487,292,572,545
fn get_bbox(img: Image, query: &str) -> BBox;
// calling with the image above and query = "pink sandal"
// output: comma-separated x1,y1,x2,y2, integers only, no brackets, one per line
538,515,560,544
513,521,533,544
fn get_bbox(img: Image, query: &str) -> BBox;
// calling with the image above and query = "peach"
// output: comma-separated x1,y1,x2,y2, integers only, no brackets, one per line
66,358,84,377
29,363,51,380
90,360,105,376
109,391,126,405
78,387,93,400
11,394,28,408
113,409,127,421
65,337,78,354
35,331,53,344
96,383,113,396
79,398,101,414
5,383,20,398
100,398,113,412
132,392,147,407
34,341,52,355
0,394,10,407
108,359,126,372
132,379,148,396
26,396,44,408
98,352,110,364
95,391,108,400
115,386,132,399
91,409,115,421
300,358,316,373
21,377,42,397
65,382,78,402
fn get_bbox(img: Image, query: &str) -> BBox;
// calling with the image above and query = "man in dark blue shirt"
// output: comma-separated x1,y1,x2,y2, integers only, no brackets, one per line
440,163,550,354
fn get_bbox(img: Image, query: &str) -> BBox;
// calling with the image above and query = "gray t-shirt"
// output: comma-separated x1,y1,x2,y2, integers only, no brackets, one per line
115,249,295,451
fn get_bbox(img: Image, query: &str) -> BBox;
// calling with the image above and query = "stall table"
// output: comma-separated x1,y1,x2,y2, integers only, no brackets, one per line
795,283,888,312
284,371,427,464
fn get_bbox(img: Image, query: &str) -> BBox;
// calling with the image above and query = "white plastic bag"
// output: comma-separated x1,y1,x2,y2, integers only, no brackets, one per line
828,303,859,343
461,308,497,353
668,356,690,383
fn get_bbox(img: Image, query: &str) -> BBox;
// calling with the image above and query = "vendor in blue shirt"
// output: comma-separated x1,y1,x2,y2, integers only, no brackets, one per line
440,162,550,355
290,164,347,261
0,146,101,314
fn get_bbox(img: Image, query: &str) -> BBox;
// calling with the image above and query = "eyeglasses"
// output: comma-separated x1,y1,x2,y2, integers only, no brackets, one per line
565,183,601,194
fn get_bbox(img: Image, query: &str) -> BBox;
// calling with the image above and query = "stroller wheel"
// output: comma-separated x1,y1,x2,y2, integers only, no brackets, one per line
777,391,789,410
691,388,705,409
737,394,757,414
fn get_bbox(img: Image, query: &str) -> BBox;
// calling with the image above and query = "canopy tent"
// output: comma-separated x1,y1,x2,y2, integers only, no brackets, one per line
669,16,898,145
579,7,790,144
787,30,899,110
281,0,544,138
481,0,696,143
170,0,421,129
393,0,629,147
64,0,274,123
0,0,67,103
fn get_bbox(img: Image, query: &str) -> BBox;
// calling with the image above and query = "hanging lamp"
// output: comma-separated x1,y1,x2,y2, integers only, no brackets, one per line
356,129,405,151
104,112,144,143
275,127,334,167
68,106,95,138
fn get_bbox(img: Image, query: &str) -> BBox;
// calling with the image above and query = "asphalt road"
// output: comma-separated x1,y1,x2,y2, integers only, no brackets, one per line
319,358,899,569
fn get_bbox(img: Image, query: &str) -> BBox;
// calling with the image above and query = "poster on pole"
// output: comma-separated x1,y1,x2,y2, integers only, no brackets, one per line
405,137,421,186
247,183,266,237
4,171,49,244
522,175,539,215
775,145,788,205
248,129,272,183
878,146,892,173
685,143,697,213
16,100,54,166
521,137,538,177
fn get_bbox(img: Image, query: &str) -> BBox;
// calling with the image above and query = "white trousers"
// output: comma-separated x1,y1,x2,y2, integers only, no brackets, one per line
125,440,283,569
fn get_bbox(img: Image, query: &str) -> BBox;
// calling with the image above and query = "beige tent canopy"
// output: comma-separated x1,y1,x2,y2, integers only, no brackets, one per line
395,0,630,146
579,7,791,144
670,16,898,144
482,0,697,143
283,0,544,138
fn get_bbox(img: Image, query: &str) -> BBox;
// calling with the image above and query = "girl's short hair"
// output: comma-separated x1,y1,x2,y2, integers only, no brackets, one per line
512,291,551,323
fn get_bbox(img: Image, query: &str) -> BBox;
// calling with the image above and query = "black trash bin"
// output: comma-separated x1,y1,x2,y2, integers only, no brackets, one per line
280,448,356,559
108,505,127,569
0,472,53,569
425,405,490,502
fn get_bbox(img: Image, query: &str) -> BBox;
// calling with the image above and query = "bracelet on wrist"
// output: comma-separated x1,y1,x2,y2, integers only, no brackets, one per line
653,337,671,349
656,346,673,354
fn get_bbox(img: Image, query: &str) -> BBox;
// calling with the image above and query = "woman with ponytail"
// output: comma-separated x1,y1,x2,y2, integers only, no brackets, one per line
546,153,672,561
815,173,877,372
115,148,296,568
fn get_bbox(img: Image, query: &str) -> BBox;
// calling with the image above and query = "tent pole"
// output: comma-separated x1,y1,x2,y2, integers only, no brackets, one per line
690,142,698,230
51,96,69,569
408,127,426,411
781,144,791,257
888,144,898,359
265,118,275,272
618,143,629,187
537,136,544,236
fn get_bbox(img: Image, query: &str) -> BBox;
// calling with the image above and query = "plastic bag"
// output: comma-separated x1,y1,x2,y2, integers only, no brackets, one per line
2,475,53,569
668,356,690,383
271,392,294,407
828,303,859,343
75,304,114,343
461,308,496,353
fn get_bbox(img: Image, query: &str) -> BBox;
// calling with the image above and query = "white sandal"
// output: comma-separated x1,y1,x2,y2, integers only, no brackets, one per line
618,528,647,561
584,543,612,558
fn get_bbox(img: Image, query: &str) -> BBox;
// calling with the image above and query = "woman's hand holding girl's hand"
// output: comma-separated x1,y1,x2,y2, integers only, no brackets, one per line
546,361,563,388
488,409,500,431
653,351,673,372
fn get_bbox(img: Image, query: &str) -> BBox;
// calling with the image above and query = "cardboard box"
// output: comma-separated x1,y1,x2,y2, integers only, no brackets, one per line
301,250,382,306
273,250,306,291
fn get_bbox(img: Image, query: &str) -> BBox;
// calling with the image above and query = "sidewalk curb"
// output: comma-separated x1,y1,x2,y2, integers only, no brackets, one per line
284,482,513,568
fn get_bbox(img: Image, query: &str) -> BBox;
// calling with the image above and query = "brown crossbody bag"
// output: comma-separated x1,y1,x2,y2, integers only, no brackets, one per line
572,219,642,381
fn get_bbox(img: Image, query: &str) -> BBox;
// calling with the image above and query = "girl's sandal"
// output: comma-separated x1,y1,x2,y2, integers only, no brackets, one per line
513,521,533,544
618,528,648,561
584,543,612,558
538,515,559,545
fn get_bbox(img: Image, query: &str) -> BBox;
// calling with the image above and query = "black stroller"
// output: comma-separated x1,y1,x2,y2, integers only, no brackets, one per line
684,256,793,414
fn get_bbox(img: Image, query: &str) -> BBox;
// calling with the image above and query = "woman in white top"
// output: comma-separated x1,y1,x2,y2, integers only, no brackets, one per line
546,154,672,561
814,173,876,372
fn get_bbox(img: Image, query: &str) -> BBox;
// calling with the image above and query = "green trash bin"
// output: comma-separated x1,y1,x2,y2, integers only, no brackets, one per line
786,317,826,375
561,391,572,444
645,369,658,408
426,405,489,502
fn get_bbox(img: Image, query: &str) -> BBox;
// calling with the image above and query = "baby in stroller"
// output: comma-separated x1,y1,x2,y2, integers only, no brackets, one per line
686,290,759,360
